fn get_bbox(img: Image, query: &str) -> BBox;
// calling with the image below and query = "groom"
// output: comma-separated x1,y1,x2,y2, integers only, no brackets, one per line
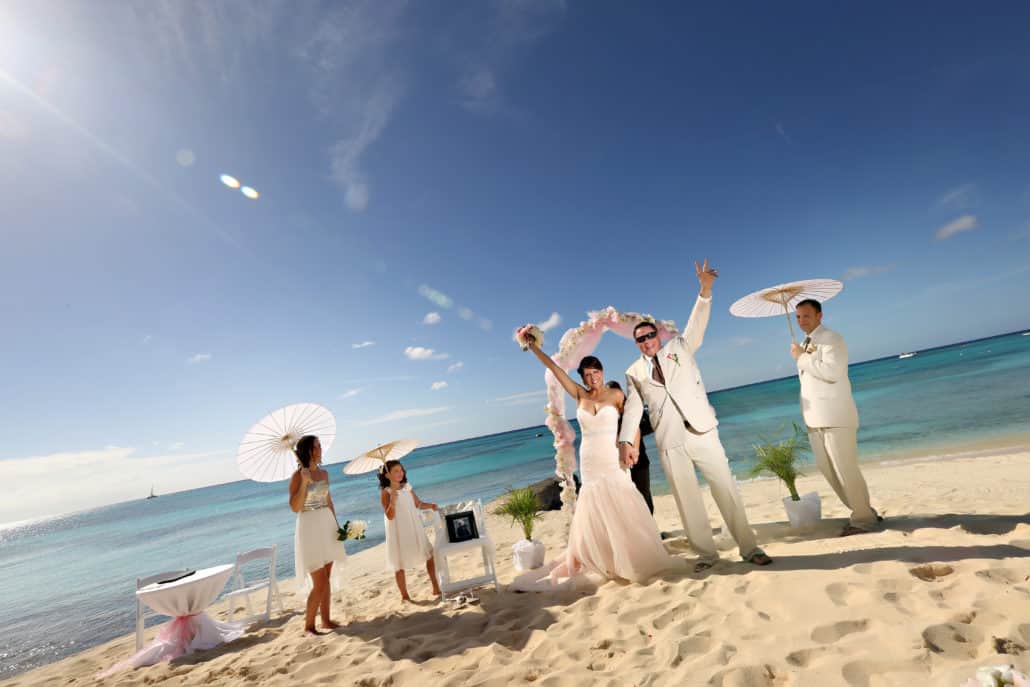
619,259,772,572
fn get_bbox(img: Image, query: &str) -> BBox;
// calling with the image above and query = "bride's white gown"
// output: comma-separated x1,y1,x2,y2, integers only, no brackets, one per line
516,405,677,588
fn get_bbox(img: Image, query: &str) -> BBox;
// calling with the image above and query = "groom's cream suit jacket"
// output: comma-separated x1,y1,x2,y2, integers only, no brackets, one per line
619,295,718,450
797,324,859,429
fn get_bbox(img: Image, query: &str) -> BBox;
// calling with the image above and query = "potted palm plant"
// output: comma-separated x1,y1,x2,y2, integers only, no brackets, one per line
749,424,821,531
495,487,545,570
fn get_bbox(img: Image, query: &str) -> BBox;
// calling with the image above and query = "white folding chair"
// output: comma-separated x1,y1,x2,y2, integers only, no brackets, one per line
224,545,284,626
432,500,499,599
135,569,190,650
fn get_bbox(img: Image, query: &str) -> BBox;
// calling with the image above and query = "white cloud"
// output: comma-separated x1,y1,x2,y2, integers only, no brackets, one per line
339,388,363,399
423,312,442,325
491,390,547,405
404,346,449,361
938,183,977,210
457,0,566,115
842,263,896,281
430,381,448,391
187,353,212,364
355,406,450,426
935,214,979,241
537,312,562,331
0,446,235,525
447,361,464,373
352,341,376,349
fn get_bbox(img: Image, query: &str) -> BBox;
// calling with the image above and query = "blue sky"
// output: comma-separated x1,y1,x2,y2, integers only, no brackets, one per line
2,1,1029,523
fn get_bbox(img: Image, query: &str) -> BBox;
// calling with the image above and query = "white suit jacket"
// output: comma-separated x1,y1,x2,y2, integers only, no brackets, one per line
619,295,719,449
796,324,859,429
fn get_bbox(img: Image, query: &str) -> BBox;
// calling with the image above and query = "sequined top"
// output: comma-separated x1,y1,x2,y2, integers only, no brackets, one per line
302,480,330,511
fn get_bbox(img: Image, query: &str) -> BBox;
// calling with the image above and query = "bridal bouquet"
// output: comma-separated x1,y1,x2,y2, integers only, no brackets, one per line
961,665,1030,687
337,520,368,541
514,324,544,351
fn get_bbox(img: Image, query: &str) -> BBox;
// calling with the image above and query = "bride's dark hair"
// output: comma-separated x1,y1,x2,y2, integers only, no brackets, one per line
294,435,318,469
576,355,603,381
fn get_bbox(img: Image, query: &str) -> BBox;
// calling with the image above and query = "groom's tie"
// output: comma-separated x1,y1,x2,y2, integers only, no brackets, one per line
802,335,811,349
651,357,666,385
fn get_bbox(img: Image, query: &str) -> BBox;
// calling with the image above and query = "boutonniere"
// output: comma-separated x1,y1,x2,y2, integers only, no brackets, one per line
805,343,817,354
666,353,680,366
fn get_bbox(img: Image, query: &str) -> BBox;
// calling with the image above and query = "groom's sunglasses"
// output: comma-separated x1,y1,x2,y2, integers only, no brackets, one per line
634,331,658,344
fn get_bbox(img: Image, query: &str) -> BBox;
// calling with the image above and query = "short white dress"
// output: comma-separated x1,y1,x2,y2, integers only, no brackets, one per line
384,485,433,572
294,479,347,587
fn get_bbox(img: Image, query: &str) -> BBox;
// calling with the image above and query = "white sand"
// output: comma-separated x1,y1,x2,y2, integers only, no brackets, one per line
3,449,1029,687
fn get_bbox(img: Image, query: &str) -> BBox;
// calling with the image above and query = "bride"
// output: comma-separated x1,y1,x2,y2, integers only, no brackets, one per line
518,345,678,584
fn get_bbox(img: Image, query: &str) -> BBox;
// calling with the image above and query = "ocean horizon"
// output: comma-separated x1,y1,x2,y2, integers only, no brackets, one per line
1,329,1028,677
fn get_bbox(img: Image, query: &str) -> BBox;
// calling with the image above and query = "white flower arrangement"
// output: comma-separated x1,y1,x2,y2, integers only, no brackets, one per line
962,665,1030,687
514,324,544,351
337,519,367,541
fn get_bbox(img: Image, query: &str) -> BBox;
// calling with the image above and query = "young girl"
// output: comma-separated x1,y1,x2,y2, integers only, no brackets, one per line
288,435,345,635
379,460,441,602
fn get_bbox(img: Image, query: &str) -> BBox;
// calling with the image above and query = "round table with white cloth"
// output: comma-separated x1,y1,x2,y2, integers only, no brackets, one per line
102,564,245,675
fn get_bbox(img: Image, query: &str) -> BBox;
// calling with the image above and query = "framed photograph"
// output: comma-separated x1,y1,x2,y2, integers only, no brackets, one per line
445,510,479,543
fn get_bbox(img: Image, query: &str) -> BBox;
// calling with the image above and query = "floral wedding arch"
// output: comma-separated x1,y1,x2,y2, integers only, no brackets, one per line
539,306,679,514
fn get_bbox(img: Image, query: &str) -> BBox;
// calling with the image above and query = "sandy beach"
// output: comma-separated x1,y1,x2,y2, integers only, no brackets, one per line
4,447,1028,687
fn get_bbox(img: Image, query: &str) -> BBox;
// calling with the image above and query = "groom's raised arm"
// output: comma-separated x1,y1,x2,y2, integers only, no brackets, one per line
680,258,717,353
619,373,644,445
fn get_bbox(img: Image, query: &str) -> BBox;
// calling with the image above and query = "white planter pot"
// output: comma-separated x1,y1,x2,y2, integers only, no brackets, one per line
783,491,822,531
512,539,546,571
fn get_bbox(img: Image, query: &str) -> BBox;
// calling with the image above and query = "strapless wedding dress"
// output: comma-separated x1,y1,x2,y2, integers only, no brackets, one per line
514,406,677,588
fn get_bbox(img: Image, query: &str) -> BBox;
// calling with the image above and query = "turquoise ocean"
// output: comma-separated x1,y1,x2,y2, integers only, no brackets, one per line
1,331,1028,677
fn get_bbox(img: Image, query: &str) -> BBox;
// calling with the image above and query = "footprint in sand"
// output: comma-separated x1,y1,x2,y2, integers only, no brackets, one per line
921,614,984,658
667,633,714,668
785,645,832,667
909,563,954,581
841,659,929,687
708,663,777,687
811,619,870,644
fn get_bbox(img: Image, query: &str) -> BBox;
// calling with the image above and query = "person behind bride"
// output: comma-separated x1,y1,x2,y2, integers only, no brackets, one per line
517,344,680,584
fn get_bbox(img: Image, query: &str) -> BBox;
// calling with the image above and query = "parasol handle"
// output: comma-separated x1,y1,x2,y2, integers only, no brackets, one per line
781,295,798,345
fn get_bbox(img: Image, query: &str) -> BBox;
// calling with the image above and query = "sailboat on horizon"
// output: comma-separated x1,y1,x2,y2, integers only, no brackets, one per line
146,485,157,500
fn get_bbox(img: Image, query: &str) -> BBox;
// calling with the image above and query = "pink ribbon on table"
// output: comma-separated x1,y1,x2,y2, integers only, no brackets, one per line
156,613,200,660
98,613,200,677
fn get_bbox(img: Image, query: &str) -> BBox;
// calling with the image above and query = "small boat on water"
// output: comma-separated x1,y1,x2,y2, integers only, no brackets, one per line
898,352,916,359
146,486,157,500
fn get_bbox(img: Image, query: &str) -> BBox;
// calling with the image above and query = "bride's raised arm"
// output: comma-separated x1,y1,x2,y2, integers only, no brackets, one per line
525,341,585,402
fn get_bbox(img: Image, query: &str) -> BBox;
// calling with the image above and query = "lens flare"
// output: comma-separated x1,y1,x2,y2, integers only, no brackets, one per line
175,149,195,167
220,174,240,189
240,186,259,199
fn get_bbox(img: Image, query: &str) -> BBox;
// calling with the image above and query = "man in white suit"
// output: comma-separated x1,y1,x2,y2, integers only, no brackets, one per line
792,299,879,536
619,260,772,572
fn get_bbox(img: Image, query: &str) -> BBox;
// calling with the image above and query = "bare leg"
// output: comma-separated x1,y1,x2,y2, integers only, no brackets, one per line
395,569,411,602
320,562,340,629
305,568,328,635
426,556,441,596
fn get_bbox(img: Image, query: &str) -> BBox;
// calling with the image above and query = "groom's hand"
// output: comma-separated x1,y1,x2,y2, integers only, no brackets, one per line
695,258,718,298
619,443,638,468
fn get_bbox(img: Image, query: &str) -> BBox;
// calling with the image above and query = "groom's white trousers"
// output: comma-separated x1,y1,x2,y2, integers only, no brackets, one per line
658,421,760,562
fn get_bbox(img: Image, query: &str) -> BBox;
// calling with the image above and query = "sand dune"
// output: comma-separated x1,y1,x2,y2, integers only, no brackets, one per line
3,450,1028,686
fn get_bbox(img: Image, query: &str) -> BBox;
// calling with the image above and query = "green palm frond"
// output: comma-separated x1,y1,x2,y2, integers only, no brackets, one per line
493,487,543,540
749,423,809,501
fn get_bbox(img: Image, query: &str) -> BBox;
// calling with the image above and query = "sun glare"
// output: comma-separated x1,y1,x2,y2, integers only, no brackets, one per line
219,174,241,189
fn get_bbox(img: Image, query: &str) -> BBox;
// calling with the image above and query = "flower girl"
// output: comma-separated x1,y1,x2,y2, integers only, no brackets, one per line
379,460,441,602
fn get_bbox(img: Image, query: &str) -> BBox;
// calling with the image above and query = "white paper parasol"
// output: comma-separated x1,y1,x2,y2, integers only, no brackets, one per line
729,278,843,342
237,403,336,482
344,439,418,475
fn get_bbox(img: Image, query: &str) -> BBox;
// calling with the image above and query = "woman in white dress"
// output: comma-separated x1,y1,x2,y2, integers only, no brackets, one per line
289,435,346,635
522,346,678,583
380,460,442,602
